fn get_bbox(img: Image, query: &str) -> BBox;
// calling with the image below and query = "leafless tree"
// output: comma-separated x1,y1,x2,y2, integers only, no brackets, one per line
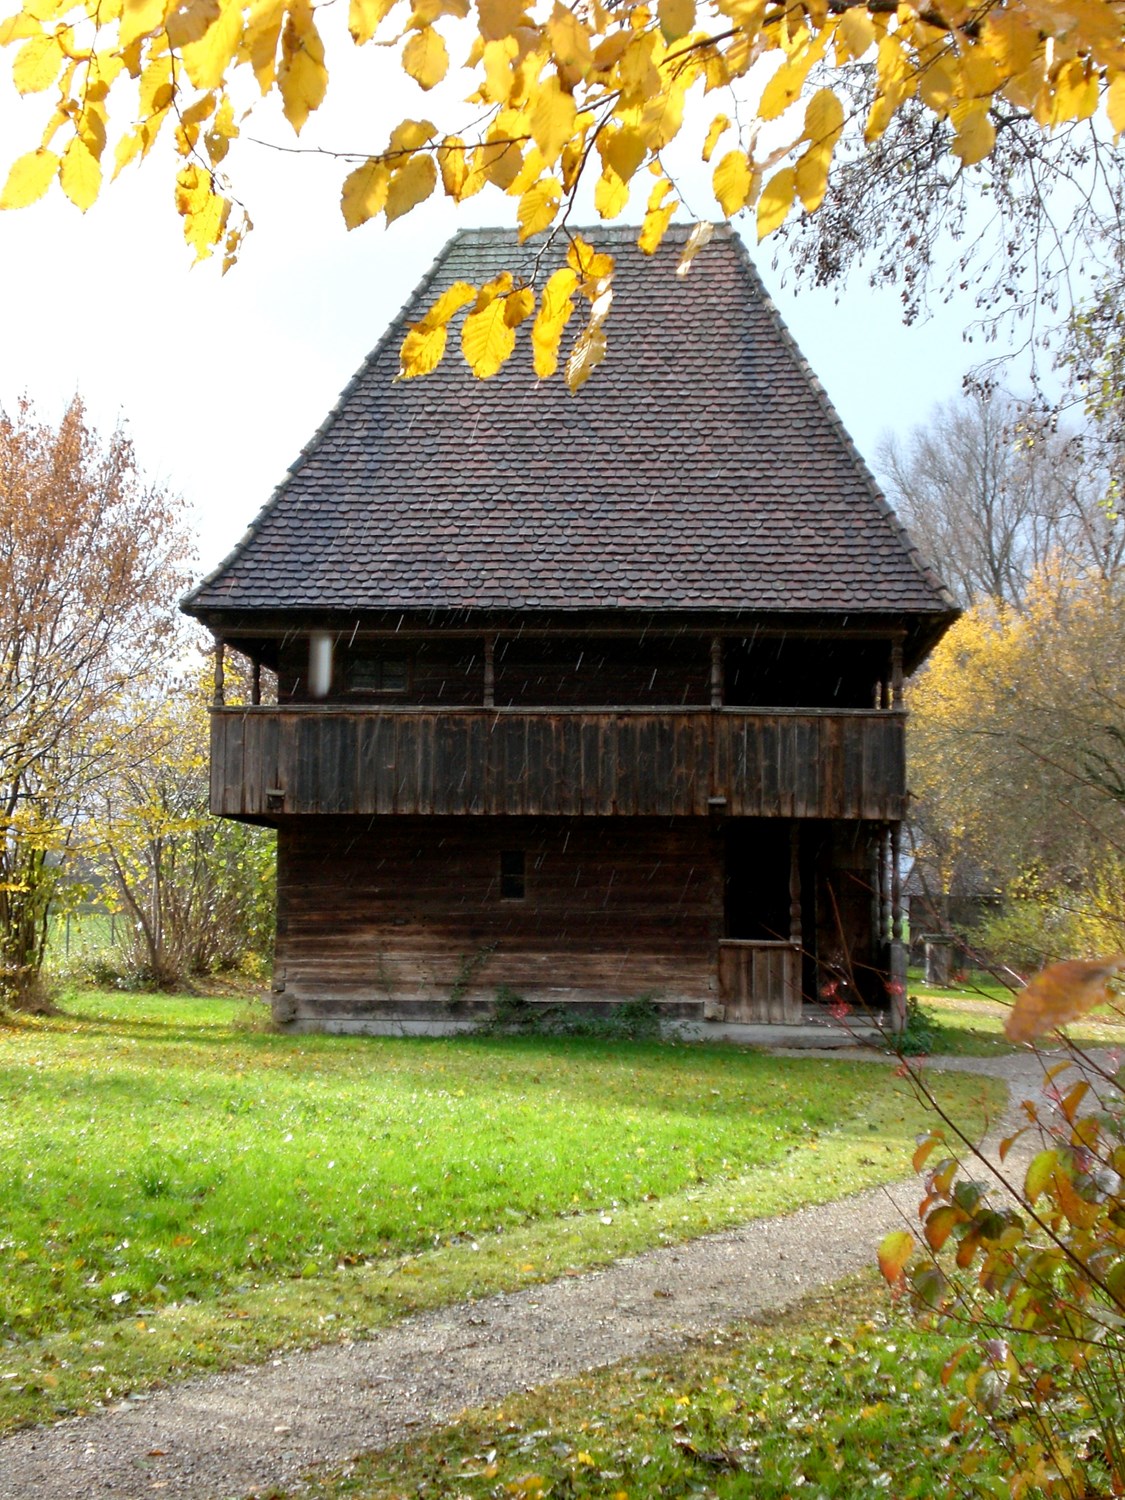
878,390,1124,610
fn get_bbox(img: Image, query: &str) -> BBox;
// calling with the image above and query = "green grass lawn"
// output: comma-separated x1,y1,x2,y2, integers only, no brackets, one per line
291,1274,993,1500
0,989,1002,1432
904,972,1125,1056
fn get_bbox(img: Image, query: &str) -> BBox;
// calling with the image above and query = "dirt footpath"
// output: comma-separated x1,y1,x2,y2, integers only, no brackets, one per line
0,1051,1098,1500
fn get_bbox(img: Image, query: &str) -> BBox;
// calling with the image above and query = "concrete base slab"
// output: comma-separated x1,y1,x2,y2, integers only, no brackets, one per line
289,1015,889,1048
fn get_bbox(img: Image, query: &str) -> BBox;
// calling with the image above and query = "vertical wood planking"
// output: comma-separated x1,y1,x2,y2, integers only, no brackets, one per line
863,719,884,821
613,717,634,815
712,712,731,809
741,717,761,817
557,717,580,815
654,716,675,816
209,713,223,813
503,715,528,814
417,714,435,816
222,714,245,815
209,708,905,822
374,714,396,814
598,717,616,814
843,717,865,820
793,718,819,818
759,717,779,813
821,715,842,818
435,713,466,815
467,715,486,814
395,714,419,812
776,717,796,817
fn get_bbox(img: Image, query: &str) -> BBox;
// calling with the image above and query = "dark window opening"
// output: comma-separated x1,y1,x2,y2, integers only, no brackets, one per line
348,655,409,694
724,637,887,709
500,850,526,900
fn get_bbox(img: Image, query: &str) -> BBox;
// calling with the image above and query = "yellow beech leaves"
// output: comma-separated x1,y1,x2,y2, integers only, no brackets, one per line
1,0,1123,367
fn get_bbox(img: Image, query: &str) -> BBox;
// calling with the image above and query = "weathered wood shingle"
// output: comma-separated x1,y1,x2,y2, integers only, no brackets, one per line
184,224,954,620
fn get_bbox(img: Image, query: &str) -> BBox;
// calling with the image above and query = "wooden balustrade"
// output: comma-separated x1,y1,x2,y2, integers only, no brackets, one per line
210,705,905,822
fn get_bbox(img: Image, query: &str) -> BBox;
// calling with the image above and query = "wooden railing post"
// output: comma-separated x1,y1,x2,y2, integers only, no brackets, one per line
212,637,225,706
889,819,907,1029
710,636,723,708
891,822,903,944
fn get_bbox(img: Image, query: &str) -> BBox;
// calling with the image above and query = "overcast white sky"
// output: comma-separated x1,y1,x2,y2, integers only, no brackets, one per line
0,51,998,580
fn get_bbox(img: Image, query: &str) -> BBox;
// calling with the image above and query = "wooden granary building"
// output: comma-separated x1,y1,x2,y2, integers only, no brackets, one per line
183,224,957,1034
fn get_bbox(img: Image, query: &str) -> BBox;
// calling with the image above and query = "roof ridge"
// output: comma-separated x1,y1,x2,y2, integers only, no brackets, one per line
726,234,956,611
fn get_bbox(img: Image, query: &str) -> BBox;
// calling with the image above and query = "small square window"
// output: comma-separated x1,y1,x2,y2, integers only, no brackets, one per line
348,655,409,694
500,850,526,900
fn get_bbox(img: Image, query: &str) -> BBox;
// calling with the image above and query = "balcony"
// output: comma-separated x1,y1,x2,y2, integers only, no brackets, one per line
210,706,905,822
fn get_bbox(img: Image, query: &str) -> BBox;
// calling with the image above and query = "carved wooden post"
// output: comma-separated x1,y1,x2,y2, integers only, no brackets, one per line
710,636,723,708
483,634,496,708
889,820,907,1030
891,637,904,709
251,660,262,706
212,637,225,706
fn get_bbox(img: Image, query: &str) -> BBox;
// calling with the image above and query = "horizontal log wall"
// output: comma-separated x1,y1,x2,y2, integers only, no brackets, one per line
276,817,723,1019
212,707,906,821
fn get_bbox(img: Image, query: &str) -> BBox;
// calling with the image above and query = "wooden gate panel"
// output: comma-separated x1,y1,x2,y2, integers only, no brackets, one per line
718,940,801,1023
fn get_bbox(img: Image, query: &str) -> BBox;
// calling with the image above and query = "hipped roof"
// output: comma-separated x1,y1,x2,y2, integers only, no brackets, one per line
184,224,956,647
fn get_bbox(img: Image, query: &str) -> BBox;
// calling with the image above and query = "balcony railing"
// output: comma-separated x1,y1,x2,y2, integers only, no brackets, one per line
210,705,905,821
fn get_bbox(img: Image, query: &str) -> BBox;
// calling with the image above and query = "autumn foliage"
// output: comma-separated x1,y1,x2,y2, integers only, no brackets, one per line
1,0,1124,386
0,399,190,1007
881,959,1125,1496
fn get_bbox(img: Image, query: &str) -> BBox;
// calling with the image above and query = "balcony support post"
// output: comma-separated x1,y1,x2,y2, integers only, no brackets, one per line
251,659,261,706
212,637,225,706
889,819,907,1029
710,636,723,708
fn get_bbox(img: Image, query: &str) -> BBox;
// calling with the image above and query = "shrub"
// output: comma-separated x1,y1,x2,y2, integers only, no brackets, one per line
881,959,1125,1497
480,988,663,1040
894,995,940,1056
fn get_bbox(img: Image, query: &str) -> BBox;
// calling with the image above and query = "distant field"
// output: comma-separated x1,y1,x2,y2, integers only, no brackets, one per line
0,989,1002,1429
43,912,122,970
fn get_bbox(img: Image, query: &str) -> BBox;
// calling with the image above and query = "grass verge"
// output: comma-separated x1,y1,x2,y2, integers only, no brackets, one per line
287,1272,992,1500
902,976,1125,1057
0,989,1002,1434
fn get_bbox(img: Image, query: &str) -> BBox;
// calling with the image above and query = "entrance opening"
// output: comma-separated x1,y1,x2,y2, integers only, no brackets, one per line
724,821,791,941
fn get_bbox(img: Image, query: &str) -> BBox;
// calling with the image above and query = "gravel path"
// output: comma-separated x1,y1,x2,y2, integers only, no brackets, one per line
0,1048,1112,1500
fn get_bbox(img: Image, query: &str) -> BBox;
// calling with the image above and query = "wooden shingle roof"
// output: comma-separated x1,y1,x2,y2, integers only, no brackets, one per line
184,225,955,636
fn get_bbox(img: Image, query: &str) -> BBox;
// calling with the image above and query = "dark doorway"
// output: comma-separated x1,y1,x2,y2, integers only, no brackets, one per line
724,821,791,940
